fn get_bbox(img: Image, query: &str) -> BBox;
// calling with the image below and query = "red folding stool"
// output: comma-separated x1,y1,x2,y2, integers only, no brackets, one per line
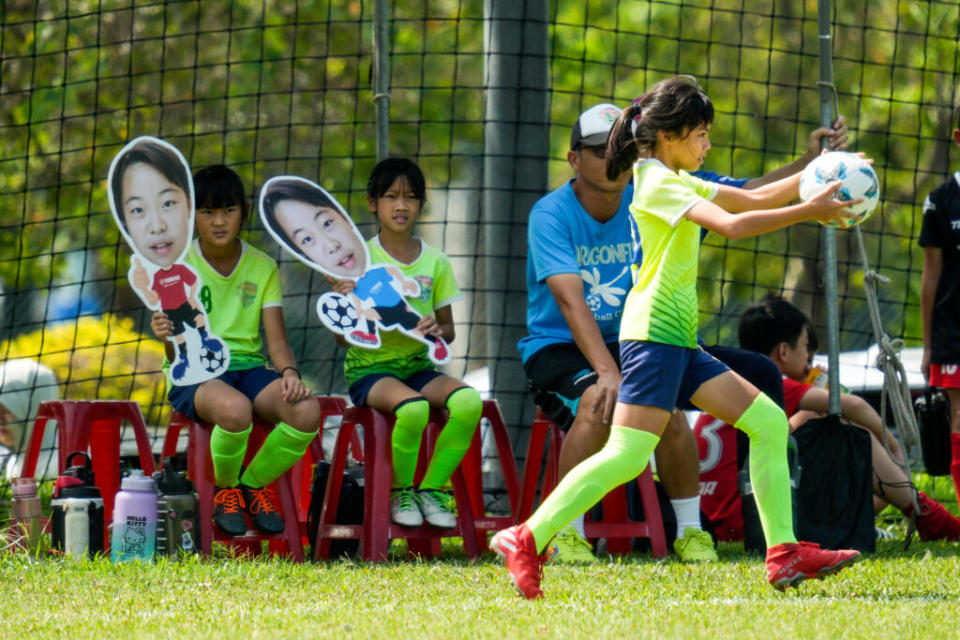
21,400,157,548
161,411,304,561
313,406,482,562
517,408,667,557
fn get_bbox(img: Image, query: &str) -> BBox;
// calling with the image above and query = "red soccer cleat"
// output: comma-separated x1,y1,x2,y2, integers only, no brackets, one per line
489,524,544,600
766,541,860,590
912,492,960,541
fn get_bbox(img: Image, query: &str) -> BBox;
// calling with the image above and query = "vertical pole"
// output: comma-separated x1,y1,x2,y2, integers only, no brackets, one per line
482,0,549,445
817,0,841,415
373,0,390,161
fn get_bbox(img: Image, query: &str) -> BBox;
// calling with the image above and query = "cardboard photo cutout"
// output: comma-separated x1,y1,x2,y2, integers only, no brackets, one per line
107,136,230,385
259,175,450,365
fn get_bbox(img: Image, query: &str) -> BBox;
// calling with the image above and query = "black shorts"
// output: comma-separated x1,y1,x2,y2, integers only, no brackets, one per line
377,301,422,332
165,302,201,335
523,342,620,431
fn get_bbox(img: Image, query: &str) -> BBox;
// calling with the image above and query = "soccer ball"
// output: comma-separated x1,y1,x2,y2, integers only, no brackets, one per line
198,347,226,373
317,292,359,333
799,151,880,227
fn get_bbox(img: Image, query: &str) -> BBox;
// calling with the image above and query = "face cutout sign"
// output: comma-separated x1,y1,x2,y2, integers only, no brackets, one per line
107,136,230,385
260,176,450,365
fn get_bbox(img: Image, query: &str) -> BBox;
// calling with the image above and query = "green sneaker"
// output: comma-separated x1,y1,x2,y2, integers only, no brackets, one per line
544,525,598,564
673,527,719,563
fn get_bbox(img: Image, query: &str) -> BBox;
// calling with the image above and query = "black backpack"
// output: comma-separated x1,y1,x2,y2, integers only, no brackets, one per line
792,414,876,553
916,389,951,476
306,460,364,559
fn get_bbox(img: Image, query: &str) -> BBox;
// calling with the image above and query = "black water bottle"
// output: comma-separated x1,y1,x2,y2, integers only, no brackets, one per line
152,457,199,557
50,451,105,558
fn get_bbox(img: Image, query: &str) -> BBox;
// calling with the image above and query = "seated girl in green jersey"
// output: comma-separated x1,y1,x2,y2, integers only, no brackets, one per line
150,164,322,536
491,76,863,599
331,157,482,528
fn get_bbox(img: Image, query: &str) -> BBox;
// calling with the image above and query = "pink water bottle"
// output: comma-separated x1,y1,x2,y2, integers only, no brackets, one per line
11,477,43,554
111,470,158,562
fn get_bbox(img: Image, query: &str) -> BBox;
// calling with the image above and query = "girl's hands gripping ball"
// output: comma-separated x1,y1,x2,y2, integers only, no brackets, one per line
799,151,880,227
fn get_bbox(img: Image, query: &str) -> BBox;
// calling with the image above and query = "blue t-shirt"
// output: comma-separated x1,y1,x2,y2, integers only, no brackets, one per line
691,170,749,188
519,170,744,362
518,180,635,363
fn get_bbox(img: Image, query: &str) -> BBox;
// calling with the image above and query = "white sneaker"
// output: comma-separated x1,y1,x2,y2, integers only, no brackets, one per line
390,487,423,527
416,489,457,528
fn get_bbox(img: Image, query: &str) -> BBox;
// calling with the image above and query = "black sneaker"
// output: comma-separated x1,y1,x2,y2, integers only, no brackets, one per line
213,486,248,536
240,484,285,534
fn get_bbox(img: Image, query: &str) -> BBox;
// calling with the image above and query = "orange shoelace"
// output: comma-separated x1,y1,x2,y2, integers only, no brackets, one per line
246,487,279,515
214,487,245,514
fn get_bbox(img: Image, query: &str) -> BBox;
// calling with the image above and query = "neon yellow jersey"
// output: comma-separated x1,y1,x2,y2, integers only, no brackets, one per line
185,239,283,370
344,236,462,387
619,159,718,348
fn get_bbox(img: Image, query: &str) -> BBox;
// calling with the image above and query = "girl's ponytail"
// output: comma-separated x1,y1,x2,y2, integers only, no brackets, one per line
604,103,643,181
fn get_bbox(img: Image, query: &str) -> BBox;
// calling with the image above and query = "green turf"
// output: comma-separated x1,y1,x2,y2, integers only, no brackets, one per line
1,538,958,640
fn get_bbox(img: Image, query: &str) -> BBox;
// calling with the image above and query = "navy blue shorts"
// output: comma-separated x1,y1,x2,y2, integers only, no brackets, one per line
348,368,444,407
618,340,728,411
168,365,280,421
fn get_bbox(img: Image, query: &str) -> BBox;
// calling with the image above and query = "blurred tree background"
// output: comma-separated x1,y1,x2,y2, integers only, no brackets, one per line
0,0,957,441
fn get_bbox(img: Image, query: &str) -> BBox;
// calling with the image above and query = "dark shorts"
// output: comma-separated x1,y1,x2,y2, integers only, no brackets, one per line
168,365,280,421
619,340,728,411
377,302,421,332
699,344,784,410
166,302,201,336
523,342,621,431
348,367,444,407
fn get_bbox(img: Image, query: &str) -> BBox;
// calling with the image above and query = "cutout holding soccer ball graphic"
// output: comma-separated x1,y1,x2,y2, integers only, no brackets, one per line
799,151,880,227
107,136,230,384
259,176,450,365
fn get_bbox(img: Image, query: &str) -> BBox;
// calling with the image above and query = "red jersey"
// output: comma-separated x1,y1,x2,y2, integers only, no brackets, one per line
694,412,743,541
151,264,197,310
782,377,813,417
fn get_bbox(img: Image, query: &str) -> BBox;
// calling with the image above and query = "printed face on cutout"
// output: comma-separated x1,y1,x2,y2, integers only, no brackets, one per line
120,162,191,268
273,199,368,278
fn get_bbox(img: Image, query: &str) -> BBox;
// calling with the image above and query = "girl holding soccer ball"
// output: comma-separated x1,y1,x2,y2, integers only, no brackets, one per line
149,164,322,537
491,76,864,599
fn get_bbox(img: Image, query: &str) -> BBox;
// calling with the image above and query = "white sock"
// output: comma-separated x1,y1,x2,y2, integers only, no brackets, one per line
569,513,586,538
671,496,701,538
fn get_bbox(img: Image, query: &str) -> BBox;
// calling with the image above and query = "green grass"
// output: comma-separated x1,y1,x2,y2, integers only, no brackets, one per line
1,539,959,639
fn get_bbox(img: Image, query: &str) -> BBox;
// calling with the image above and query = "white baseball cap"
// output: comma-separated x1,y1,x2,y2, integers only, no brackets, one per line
570,103,622,149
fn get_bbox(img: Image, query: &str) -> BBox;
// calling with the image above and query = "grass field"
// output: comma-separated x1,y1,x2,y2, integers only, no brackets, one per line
2,537,959,640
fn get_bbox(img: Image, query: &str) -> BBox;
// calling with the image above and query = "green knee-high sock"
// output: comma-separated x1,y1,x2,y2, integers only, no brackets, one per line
527,426,659,552
210,424,252,488
391,398,431,487
419,387,483,491
240,422,318,488
734,393,797,547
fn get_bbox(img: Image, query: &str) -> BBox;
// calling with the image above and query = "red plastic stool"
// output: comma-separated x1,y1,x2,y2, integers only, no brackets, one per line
457,400,522,544
161,411,304,561
21,400,157,547
313,406,482,562
517,408,667,557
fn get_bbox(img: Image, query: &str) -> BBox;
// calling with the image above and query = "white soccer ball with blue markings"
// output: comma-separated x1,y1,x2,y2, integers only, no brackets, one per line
799,151,880,227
